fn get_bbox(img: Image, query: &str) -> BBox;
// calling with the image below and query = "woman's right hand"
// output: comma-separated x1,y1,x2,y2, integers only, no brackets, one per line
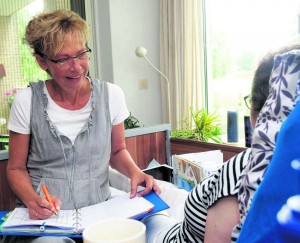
27,194,62,220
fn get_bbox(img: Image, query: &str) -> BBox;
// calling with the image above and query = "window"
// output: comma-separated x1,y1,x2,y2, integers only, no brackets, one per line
0,0,89,135
204,0,300,146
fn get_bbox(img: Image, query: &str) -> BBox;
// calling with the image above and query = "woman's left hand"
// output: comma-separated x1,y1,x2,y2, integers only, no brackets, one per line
129,171,161,198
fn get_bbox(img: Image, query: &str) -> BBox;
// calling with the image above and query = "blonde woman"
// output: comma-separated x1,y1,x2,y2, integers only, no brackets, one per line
4,10,159,243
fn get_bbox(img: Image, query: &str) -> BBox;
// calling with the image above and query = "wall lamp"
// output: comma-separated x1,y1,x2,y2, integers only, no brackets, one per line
135,46,171,126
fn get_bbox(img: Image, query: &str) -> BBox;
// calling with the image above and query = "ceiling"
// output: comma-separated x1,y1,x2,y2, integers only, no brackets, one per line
0,0,34,16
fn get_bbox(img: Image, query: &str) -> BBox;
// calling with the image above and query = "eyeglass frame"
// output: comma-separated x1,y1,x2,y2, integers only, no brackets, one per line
244,95,262,112
36,47,91,65
244,95,251,109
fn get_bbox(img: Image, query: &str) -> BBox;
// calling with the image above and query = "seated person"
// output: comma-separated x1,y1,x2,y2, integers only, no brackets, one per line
236,49,300,242
205,44,300,243
142,45,291,243
3,9,159,243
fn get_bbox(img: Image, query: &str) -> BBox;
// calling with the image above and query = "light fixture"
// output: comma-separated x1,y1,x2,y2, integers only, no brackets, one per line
135,46,171,125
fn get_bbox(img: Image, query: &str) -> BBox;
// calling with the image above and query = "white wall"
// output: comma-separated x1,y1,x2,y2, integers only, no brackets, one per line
92,0,162,127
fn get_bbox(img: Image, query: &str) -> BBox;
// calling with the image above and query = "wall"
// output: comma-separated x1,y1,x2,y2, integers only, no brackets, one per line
93,0,163,127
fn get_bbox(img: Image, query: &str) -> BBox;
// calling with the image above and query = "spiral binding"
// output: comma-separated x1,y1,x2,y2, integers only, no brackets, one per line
71,209,82,232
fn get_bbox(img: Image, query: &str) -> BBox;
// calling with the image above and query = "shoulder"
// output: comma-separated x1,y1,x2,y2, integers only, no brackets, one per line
15,87,32,103
228,148,251,163
90,78,124,96
11,86,32,120
107,82,124,96
8,87,32,134
106,82,126,102
241,148,251,159
227,148,251,170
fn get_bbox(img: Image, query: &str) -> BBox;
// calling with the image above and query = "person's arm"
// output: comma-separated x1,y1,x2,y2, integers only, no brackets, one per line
109,122,161,197
204,196,240,243
6,131,61,219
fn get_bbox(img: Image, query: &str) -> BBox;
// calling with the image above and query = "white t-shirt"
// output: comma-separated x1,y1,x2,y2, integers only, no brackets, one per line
8,81,129,143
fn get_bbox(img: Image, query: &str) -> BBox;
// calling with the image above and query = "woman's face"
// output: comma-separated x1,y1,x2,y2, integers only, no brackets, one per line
36,31,89,90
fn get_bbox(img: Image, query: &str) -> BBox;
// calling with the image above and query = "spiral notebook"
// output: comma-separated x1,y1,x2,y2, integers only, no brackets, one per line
0,191,167,235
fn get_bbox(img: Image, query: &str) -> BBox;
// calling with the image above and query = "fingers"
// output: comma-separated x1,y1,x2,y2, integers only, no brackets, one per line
130,173,161,197
130,184,138,198
28,195,61,219
51,196,62,213
30,209,40,220
138,177,160,197
138,186,152,197
29,206,52,220
151,180,161,195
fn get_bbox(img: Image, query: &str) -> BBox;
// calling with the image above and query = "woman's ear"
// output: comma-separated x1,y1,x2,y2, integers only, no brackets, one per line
35,54,48,71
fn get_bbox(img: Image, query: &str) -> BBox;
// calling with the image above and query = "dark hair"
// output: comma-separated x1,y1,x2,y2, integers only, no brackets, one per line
250,44,300,112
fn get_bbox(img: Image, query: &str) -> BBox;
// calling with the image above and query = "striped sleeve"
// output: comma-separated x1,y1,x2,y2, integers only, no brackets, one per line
163,149,251,243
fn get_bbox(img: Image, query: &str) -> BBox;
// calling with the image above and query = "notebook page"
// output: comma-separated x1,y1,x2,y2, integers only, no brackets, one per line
78,193,154,232
2,208,75,230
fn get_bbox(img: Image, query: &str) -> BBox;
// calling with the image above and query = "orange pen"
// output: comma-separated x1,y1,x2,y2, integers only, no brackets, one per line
41,184,58,216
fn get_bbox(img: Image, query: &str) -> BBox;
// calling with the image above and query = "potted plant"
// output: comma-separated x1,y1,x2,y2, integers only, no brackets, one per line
124,112,140,130
172,107,222,143
171,107,246,161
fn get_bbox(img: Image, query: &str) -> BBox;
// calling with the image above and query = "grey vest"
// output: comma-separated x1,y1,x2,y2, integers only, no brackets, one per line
26,78,112,210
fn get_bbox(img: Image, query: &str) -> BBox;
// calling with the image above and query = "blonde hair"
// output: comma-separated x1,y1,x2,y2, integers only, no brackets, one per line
25,10,89,56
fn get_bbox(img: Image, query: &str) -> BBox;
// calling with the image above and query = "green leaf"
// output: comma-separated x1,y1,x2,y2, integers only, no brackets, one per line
171,107,222,143
124,112,140,130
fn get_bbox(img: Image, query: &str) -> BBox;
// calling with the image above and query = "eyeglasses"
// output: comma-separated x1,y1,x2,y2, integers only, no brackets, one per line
244,95,251,109
38,48,91,67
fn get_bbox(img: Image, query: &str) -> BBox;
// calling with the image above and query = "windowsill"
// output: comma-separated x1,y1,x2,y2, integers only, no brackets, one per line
170,137,247,162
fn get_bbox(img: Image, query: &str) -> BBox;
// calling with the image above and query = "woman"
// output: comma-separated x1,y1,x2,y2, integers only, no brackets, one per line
6,9,159,222
203,45,300,243
142,48,270,243
237,49,300,242
143,44,300,243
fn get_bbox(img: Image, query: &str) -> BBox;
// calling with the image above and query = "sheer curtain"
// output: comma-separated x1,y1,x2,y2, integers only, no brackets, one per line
160,0,206,130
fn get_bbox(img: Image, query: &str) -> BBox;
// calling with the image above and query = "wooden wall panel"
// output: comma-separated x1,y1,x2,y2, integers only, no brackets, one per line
125,131,167,169
0,160,16,211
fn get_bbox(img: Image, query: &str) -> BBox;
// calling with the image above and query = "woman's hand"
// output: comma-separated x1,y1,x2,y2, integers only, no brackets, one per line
27,195,62,220
129,171,161,198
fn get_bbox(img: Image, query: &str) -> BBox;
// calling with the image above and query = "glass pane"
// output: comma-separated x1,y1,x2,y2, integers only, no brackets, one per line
0,0,86,135
205,0,300,146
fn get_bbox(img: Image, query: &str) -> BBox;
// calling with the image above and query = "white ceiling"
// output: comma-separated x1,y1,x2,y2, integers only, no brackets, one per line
0,0,34,16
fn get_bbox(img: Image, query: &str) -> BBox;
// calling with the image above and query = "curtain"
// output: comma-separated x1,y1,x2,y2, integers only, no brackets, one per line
160,0,206,130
